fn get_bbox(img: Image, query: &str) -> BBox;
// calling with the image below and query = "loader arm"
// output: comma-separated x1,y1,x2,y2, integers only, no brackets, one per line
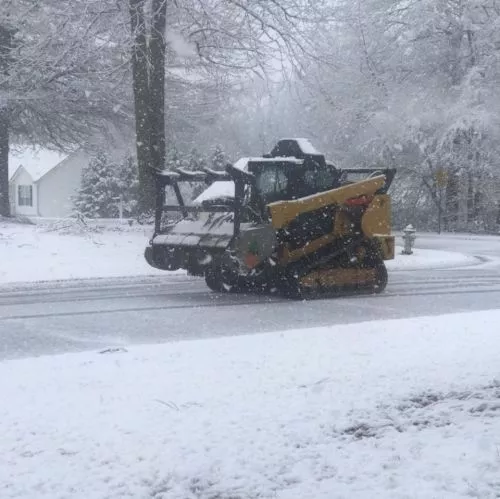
266,173,395,267
267,175,387,230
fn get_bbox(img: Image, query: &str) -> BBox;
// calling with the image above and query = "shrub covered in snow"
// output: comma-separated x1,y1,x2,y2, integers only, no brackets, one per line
73,151,139,219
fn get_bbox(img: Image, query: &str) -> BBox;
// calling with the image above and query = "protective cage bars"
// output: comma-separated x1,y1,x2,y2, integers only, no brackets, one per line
153,164,255,238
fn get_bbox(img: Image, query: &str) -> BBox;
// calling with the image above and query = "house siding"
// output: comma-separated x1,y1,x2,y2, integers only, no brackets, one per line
10,168,39,216
36,150,89,218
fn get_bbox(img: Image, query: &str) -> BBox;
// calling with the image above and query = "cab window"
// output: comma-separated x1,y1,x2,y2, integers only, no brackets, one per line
255,167,288,202
303,164,339,193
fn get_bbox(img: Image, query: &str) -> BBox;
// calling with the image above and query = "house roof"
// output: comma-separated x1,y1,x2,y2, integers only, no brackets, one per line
8,148,68,182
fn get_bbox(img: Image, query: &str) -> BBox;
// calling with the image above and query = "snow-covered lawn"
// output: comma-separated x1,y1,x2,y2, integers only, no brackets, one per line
0,219,165,284
0,219,476,285
1,310,500,498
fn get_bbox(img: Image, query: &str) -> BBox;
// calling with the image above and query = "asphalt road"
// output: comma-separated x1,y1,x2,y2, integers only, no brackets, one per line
1,233,499,360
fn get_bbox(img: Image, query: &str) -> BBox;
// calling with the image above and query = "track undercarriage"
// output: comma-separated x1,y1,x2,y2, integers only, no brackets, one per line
202,238,389,300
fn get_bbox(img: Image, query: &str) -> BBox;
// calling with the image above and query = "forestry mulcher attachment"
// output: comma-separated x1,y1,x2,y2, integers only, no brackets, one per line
145,139,396,298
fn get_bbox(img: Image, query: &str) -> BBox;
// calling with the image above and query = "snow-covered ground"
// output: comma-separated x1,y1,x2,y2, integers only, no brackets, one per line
0,219,476,285
1,310,500,498
386,247,476,271
0,219,166,284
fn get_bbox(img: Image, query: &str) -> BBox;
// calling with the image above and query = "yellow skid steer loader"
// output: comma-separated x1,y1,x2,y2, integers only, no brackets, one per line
145,139,396,298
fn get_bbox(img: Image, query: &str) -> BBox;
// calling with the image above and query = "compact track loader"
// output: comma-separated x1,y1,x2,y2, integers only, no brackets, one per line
145,139,396,298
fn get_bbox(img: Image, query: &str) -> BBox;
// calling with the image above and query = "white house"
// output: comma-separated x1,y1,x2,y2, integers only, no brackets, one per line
8,148,90,218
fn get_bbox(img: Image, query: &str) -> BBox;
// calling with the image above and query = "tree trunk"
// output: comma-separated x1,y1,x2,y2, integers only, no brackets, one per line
0,23,13,217
0,108,9,217
129,0,154,213
437,187,444,234
449,30,464,86
467,172,475,224
149,0,167,174
128,0,168,214
445,170,459,229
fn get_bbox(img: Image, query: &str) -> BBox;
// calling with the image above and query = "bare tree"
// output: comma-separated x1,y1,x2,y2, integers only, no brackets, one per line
0,0,131,216
278,0,500,230
127,0,334,211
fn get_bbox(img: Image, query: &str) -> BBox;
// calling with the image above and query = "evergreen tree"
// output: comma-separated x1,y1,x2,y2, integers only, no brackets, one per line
185,148,207,171
185,148,209,199
73,151,121,218
117,155,140,217
165,146,182,170
211,145,226,170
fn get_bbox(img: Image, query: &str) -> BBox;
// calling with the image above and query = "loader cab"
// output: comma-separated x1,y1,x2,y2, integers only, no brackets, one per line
247,158,340,218
258,138,341,200
236,139,341,220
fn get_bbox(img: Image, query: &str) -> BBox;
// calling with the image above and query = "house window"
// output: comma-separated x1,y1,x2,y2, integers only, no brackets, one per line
18,185,33,207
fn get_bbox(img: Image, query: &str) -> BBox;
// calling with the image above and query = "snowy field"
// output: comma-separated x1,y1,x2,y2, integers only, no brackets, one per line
0,219,476,284
1,310,500,498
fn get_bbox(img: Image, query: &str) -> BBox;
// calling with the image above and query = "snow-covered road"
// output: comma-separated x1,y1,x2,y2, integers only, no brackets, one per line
1,261,500,360
406,231,500,258
1,225,500,360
